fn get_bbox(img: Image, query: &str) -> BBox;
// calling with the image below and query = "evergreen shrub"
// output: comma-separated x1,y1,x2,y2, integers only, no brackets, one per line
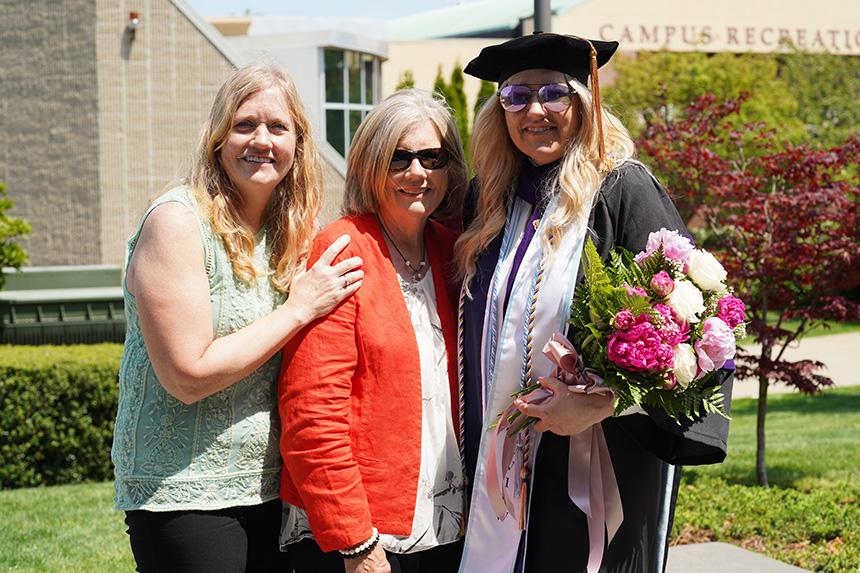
0,344,123,488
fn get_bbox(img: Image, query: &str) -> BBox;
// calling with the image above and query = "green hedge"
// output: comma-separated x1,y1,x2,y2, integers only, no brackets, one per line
0,344,123,489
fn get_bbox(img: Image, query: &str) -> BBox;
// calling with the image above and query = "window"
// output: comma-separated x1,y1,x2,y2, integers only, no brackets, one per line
323,48,380,157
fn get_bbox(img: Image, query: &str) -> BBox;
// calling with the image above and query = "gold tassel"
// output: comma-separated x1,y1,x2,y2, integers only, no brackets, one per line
459,476,469,537
519,467,529,530
588,42,609,172
519,481,527,530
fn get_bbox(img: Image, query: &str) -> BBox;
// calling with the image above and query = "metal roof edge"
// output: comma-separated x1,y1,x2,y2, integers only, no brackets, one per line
314,29,389,60
386,0,588,40
169,0,244,67
227,29,388,60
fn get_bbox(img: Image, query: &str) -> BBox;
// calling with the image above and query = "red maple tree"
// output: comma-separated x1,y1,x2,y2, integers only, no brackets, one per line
640,94,860,485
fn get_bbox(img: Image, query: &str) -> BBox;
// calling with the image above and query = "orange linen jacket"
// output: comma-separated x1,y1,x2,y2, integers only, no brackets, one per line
278,214,460,552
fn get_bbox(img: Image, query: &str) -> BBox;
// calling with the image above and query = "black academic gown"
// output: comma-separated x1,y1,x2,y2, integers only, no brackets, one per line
461,162,733,573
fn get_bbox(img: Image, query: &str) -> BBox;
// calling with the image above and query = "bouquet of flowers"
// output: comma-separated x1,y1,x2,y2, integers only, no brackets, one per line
566,228,746,420
499,228,746,435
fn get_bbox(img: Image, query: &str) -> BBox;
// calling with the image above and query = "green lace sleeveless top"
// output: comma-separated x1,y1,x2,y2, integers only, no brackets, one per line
112,186,286,511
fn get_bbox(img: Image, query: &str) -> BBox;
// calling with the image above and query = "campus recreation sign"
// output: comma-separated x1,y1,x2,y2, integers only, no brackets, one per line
596,23,860,54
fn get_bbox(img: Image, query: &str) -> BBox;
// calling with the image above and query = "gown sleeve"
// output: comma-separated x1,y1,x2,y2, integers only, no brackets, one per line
583,162,733,466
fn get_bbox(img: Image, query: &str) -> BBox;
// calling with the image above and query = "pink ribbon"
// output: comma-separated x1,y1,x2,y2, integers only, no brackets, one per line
487,332,623,573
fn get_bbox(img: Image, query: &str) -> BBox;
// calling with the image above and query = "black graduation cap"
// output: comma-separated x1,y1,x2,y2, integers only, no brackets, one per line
463,32,618,86
464,32,620,170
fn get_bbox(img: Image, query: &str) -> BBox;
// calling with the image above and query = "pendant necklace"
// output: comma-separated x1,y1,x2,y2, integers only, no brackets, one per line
377,216,426,282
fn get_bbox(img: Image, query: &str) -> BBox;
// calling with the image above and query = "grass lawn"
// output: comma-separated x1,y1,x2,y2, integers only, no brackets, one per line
1,387,858,572
767,316,860,339
0,481,134,572
803,321,860,337
673,385,860,572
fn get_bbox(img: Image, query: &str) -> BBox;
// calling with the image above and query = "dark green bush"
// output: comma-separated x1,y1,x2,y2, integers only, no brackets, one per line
0,344,123,488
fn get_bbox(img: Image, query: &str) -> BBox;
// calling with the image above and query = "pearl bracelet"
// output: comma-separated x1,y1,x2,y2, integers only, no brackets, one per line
338,527,380,559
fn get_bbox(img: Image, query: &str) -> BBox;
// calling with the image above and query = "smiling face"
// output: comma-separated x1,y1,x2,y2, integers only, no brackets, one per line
378,120,449,226
219,87,297,203
503,68,580,165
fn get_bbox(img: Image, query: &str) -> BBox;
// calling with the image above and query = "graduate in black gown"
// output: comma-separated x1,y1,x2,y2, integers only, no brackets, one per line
454,33,733,573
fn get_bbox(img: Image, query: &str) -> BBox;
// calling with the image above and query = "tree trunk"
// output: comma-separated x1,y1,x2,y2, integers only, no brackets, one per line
756,343,771,486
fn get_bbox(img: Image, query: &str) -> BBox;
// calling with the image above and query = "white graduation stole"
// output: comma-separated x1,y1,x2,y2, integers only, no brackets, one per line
459,191,590,573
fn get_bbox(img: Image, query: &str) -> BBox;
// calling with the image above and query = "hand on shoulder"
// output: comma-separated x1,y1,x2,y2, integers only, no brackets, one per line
286,233,364,324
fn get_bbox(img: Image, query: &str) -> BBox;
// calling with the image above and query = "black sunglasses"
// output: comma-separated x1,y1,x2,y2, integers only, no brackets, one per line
498,83,575,113
389,148,450,171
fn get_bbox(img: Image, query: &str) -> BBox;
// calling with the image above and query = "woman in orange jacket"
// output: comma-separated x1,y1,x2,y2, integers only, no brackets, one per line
278,89,468,573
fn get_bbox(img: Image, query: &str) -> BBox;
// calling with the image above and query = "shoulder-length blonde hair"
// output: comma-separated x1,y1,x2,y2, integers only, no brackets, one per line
188,62,322,293
455,78,635,288
343,89,467,222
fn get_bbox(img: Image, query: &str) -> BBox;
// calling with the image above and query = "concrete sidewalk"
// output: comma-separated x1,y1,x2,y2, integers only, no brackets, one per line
732,331,860,399
667,542,812,572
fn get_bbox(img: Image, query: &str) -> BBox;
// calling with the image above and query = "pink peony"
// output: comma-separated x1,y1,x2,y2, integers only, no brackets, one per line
607,318,674,372
625,284,648,298
653,304,690,346
650,270,675,298
717,295,747,328
634,228,694,265
694,317,736,374
654,303,674,322
612,309,636,330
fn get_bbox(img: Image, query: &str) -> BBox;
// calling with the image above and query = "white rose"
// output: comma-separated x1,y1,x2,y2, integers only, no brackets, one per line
672,343,698,389
666,279,705,324
687,249,727,292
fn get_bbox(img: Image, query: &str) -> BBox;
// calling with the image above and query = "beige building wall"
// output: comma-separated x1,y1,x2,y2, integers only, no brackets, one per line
0,0,102,265
96,0,234,266
556,0,860,55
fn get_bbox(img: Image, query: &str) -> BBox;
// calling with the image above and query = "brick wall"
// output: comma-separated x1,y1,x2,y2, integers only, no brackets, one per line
95,0,233,266
0,0,101,265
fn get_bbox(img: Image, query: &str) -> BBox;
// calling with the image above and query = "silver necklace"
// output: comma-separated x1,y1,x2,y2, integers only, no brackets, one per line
377,216,427,282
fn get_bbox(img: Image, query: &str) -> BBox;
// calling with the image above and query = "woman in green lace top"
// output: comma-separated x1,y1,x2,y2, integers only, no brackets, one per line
112,63,363,573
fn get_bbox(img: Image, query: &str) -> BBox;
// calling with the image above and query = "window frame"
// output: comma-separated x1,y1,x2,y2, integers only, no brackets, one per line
321,47,380,157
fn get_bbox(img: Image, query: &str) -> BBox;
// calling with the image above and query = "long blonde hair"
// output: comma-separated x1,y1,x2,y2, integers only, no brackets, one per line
455,79,635,288
343,89,468,222
188,63,322,293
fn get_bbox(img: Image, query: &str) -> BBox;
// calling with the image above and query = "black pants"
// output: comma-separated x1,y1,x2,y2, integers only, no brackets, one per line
125,499,291,573
291,538,464,573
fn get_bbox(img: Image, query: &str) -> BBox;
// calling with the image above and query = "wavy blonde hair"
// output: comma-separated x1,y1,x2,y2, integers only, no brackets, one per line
343,89,468,221
188,63,322,293
455,79,635,289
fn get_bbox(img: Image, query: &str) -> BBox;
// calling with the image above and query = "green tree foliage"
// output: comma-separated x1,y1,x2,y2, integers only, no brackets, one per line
432,64,473,165
448,64,470,163
395,69,415,90
0,182,30,289
780,51,860,146
474,79,497,125
605,52,803,142
432,65,452,104
604,50,860,149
